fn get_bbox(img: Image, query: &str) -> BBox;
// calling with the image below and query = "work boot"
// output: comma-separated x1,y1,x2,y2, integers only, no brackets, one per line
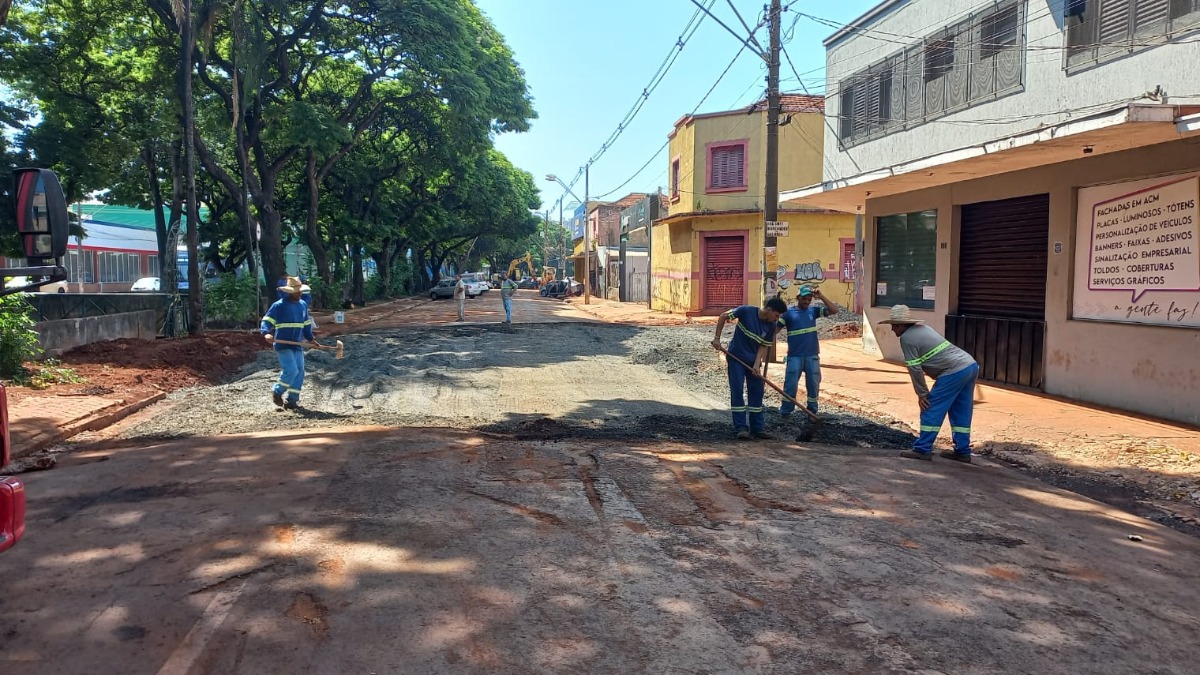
735,429,751,441
285,399,300,411
939,450,972,464
272,391,284,407
899,450,933,462
752,431,775,440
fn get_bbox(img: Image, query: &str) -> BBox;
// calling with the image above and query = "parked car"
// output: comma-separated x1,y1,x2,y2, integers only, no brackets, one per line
516,278,539,290
130,277,161,292
3,275,67,293
429,278,479,300
460,273,489,295
540,278,582,298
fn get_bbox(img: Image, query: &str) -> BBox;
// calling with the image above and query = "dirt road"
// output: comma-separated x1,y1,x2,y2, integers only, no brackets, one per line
4,297,1200,674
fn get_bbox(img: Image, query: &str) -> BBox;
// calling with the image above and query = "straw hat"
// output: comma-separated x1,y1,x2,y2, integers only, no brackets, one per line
278,276,303,294
299,283,311,293
878,304,924,325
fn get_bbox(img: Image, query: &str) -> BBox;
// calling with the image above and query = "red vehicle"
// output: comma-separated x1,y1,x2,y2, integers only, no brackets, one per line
0,167,72,553
0,383,25,553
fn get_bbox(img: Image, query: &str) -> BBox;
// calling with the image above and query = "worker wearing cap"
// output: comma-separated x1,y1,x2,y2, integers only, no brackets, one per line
261,276,316,410
777,285,840,417
499,273,518,324
880,305,979,463
712,298,788,440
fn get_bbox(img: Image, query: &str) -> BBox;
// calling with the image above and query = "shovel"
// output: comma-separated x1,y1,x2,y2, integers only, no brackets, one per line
270,337,344,359
716,345,821,430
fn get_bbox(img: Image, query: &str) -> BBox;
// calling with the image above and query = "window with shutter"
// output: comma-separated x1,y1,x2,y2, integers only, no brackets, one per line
1172,0,1200,29
670,158,681,199
1099,0,1131,43
706,140,747,192
1134,0,1170,35
838,84,856,141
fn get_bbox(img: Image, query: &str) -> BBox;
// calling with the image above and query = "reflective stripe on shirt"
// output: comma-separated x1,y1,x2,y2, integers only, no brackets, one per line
737,321,772,345
906,340,952,368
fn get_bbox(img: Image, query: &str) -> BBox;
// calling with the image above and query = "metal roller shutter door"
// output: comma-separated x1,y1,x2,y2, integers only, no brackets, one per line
958,194,1049,319
704,236,745,309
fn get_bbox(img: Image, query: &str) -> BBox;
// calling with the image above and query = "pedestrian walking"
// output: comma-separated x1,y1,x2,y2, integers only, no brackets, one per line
879,305,980,463
453,273,468,321
499,273,518,323
261,276,316,410
778,285,840,417
712,298,788,440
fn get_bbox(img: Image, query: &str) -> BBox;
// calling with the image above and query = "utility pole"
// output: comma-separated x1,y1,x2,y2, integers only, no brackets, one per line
762,0,782,305
583,163,591,304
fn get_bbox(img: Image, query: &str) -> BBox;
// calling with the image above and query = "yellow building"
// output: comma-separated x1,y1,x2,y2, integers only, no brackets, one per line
651,96,857,315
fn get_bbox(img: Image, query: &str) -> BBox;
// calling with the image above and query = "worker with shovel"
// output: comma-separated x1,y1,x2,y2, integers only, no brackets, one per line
261,276,316,410
712,298,788,440
879,305,979,463
778,285,840,417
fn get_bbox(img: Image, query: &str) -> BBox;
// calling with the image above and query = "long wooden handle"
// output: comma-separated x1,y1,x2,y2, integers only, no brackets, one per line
270,337,330,350
718,345,821,423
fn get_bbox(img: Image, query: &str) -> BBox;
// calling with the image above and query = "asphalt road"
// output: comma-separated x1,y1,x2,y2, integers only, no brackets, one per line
3,301,1200,674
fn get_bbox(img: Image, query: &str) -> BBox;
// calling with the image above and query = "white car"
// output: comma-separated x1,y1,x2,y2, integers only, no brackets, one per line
3,275,68,293
130,277,161,292
460,273,489,296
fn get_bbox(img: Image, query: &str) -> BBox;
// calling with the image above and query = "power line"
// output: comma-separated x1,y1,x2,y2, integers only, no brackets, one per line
594,37,758,199
551,1,714,205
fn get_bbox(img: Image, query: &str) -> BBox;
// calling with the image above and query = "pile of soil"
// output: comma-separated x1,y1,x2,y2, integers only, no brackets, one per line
6,332,267,407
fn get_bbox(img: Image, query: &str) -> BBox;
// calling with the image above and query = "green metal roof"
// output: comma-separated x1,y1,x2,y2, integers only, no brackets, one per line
77,203,207,230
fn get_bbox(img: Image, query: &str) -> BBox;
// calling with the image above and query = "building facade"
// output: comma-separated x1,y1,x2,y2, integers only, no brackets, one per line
651,95,858,315
785,0,1200,424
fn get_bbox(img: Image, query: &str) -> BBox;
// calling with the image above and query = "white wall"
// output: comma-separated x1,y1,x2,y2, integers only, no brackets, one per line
824,0,1200,179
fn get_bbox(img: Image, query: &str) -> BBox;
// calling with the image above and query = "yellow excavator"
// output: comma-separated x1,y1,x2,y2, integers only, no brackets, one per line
507,253,536,281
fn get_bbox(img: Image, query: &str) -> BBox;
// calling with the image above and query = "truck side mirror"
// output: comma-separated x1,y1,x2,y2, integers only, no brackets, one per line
13,168,70,262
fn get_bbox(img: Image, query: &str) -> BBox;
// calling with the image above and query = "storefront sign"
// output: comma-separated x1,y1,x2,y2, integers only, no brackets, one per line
570,204,586,240
1073,174,1200,327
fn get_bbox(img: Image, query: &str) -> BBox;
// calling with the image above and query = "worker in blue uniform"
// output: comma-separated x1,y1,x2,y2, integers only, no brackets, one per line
880,304,980,463
778,285,840,417
712,297,788,440
261,277,316,410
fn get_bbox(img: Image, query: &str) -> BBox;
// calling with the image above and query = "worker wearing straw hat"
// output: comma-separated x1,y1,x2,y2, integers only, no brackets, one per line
879,305,979,463
261,276,316,410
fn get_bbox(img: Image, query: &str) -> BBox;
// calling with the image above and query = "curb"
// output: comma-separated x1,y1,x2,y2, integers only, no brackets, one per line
12,392,168,459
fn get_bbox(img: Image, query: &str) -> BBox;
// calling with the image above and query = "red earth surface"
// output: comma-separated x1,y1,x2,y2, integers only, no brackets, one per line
7,331,268,407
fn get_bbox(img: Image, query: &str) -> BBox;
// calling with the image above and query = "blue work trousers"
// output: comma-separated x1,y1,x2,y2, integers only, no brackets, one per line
781,355,821,415
273,347,306,403
914,363,979,454
502,296,513,322
728,360,765,433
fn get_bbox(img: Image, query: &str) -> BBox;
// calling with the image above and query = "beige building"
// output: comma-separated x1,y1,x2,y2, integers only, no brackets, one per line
786,0,1200,424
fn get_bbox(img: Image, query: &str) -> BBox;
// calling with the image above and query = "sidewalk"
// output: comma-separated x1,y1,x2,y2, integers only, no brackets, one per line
5,390,165,463
817,337,1200,456
565,295,718,326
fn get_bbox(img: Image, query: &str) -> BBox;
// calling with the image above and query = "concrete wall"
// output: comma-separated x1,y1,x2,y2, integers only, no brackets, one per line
652,211,858,314
650,220,694,313
824,0,1200,179
774,212,858,307
863,136,1200,424
35,310,158,356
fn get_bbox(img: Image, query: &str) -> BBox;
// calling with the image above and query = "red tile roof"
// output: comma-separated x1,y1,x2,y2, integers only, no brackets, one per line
749,94,825,113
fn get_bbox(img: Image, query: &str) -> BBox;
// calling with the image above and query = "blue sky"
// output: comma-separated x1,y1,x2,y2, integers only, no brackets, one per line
475,0,880,212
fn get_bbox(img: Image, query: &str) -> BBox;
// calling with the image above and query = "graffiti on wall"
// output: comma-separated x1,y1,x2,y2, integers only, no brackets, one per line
770,259,828,304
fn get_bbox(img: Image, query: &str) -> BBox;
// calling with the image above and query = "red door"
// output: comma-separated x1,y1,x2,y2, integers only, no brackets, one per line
703,236,745,310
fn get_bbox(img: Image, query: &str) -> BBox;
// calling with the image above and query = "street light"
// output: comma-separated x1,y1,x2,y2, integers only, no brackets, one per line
545,167,591,304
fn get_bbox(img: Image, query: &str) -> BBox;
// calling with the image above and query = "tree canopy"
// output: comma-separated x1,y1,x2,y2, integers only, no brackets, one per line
0,0,561,313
